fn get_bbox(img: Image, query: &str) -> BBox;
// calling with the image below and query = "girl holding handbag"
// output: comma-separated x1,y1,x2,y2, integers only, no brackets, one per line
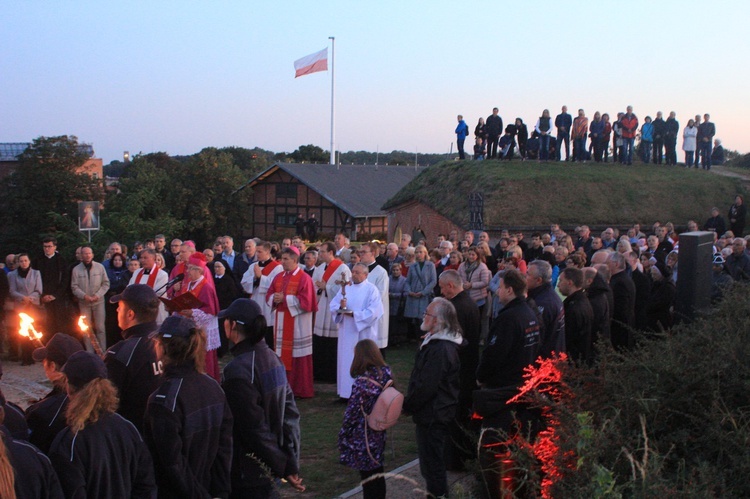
338,339,393,499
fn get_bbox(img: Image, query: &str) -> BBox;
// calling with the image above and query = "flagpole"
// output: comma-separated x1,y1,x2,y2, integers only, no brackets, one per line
329,36,335,165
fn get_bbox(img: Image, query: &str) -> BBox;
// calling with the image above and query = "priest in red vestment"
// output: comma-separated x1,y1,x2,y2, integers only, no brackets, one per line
266,247,317,398
176,252,222,382
168,241,214,299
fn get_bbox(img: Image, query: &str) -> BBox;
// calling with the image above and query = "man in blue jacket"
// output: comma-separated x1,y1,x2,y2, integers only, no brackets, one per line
455,115,469,160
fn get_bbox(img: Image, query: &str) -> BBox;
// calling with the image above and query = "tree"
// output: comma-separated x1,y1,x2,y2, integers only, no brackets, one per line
172,149,253,246
0,135,103,251
102,153,185,244
103,150,253,248
289,144,328,163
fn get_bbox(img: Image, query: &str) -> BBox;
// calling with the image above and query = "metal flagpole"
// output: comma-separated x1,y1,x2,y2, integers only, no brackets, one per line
329,36,335,165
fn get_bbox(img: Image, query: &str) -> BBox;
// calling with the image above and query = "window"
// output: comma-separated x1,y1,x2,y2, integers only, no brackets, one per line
276,183,297,199
275,212,297,227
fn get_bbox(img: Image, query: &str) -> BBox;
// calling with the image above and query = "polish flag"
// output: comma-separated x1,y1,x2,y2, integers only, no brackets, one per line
294,48,328,78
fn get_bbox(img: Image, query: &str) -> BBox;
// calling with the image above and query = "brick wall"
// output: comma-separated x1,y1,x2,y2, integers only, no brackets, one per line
387,200,463,246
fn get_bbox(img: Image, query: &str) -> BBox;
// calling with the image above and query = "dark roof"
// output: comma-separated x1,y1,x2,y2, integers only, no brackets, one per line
0,142,95,162
0,143,29,162
243,163,427,218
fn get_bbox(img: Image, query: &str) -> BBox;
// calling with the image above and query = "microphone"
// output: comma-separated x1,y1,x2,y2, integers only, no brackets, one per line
155,273,184,295
165,273,185,289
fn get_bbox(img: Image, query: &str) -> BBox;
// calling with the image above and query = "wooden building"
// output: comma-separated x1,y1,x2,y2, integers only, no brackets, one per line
241,163,426,240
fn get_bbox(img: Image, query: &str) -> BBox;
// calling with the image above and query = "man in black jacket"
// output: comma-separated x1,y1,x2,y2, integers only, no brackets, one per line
35,237,70,337
626,251,651,331
404,298,462,499
477,269,541,390
652,111,666,164
583,267,612,351
220,298,304,497
607,253,636,350
526,260,565,358
555,105,572,161
485,107,503,159
475,269,540,498
558,268,593,365
438,270,481,469
104,284,162,433
665,111,680,165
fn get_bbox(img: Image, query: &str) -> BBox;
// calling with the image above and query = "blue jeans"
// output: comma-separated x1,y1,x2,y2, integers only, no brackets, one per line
685,151,695,167
539,134,550,160
622,138,635,164
573,138,586,161
641,140,652,163
457,137,466,160
699,141,713,169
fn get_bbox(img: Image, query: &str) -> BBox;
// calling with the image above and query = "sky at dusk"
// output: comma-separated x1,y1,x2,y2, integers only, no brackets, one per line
2,1,749,164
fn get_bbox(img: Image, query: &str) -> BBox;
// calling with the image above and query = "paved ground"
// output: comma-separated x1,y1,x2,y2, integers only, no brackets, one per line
335,460,478,498
1,359,50,409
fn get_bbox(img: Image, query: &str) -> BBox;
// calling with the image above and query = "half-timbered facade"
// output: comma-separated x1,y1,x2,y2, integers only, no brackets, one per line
241,163,426,240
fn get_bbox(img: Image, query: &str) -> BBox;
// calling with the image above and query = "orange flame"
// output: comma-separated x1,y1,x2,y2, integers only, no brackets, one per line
77,315,89,333
18,312,43,340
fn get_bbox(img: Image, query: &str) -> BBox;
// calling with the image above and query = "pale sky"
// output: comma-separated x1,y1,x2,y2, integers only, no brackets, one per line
2,1,748,163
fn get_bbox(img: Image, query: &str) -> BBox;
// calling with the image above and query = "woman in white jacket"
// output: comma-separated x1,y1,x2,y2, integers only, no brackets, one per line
7,253,43,364
683,119,698,168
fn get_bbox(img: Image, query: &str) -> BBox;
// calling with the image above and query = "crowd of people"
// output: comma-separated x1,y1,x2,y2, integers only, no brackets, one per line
0,195,747,497
456,106,725,168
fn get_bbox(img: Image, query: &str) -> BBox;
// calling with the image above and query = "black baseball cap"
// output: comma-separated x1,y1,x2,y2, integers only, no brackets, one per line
109,284,159,308
62,351,107,389
218,298,261,325
149,315,196,339
33,333,83,365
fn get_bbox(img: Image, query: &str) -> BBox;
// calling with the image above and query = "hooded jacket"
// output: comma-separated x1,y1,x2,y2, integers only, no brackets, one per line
404,330,462,425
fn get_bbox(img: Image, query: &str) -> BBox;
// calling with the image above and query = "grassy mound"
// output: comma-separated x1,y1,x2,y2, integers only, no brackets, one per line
383,160,748,228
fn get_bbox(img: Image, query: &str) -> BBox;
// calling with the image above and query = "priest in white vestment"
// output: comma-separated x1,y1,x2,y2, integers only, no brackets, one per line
312,242,351,382
240,241,283,348
358,242,390,348
330,263,384,399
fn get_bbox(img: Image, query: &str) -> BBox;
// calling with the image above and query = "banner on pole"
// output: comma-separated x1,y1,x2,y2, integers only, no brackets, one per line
294,48,328,78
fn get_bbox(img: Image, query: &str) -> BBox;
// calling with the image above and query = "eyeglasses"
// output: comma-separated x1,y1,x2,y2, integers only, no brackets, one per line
423,311,435,318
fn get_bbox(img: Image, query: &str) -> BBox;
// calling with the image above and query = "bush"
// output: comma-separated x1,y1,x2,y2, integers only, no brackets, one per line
505,284,750,497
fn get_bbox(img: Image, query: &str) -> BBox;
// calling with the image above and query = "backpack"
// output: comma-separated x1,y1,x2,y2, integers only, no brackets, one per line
361,378,403,431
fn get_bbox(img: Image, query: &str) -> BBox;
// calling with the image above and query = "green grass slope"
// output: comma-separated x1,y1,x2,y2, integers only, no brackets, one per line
383,159,749,228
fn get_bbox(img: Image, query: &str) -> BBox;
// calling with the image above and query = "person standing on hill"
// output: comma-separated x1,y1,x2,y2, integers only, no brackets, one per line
665,111,680,165
535,109,554,161
485,107,503,159
698,113,716,170
555,105,572,161
571,109,589,162
620,106,639,165
652,111,666,164
455,115,469,160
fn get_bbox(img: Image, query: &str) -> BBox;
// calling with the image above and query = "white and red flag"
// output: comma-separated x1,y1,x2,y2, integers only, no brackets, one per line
294,48,328,78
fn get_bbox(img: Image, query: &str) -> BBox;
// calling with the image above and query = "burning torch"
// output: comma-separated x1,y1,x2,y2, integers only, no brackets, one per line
18,312,45,348
78,316,104,357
